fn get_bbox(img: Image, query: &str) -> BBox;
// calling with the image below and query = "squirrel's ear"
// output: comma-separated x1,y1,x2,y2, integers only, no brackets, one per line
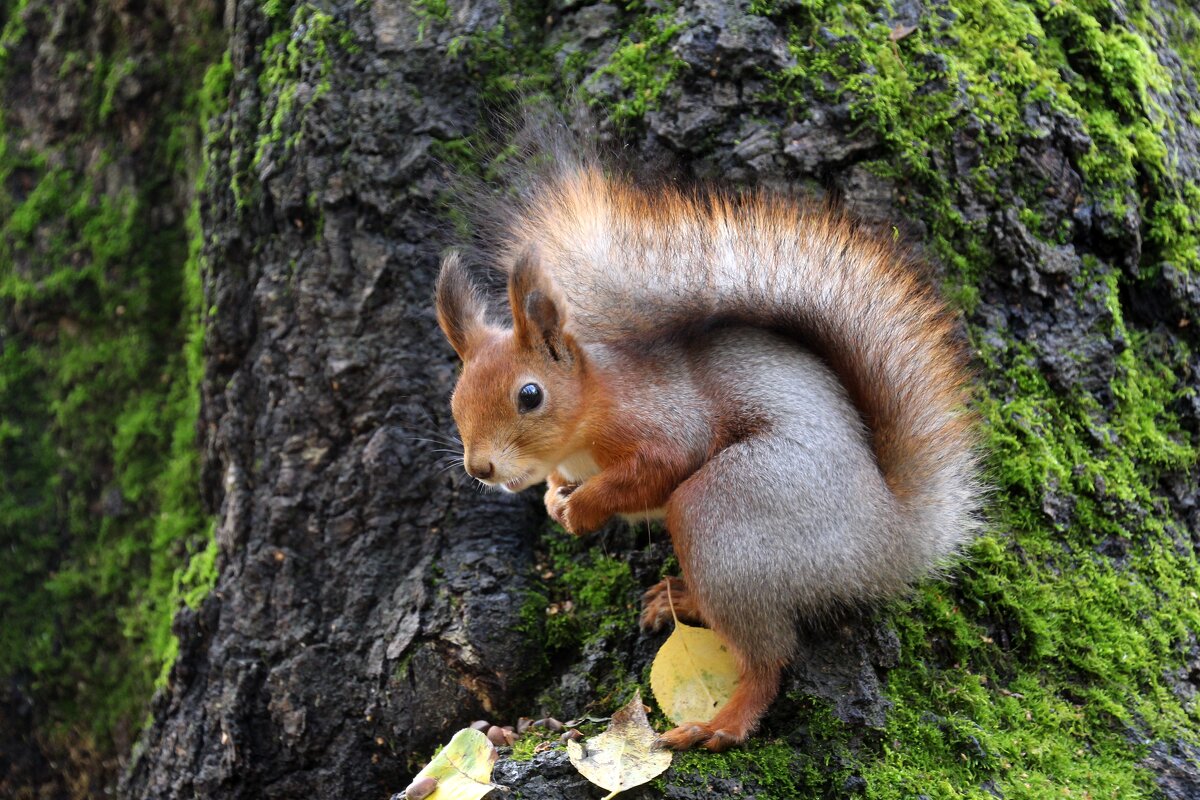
435,250,486,360
509,247,577,364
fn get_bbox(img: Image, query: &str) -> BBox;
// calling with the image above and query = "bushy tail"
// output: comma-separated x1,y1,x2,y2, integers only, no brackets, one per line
500,166,982,562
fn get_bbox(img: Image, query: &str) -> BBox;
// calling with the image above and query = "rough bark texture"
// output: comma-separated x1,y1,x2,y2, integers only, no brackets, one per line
4,0,1198,797
123,3,546,795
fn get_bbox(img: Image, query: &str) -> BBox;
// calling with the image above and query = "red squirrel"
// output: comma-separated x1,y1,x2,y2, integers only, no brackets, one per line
434,164,981,752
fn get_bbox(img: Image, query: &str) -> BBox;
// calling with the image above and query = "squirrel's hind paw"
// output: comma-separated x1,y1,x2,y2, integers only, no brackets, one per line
656,723,745,752
640,577,704,632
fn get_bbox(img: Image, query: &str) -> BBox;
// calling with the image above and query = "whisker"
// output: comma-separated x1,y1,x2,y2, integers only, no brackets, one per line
396,423,462,444
403,435,464,449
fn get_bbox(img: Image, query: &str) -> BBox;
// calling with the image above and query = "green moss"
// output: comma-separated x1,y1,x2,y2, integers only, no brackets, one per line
858,228,1196,793
0,0,225,765
411,0,450,41
440,2,557,100
512,524,649,718
1146,182,1200,274
752,0,1200,286
0,0,32,67
509,728,559,762
589,9,687,124
98,57,137,122
262,0,288,20
667,695,864,796
508,735,539,762
667,736,844,798
520,525,639,657
430,0,691,122
252,4,353,174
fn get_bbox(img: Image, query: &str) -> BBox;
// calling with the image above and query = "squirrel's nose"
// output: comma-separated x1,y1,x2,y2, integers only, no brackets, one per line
466,461,494,480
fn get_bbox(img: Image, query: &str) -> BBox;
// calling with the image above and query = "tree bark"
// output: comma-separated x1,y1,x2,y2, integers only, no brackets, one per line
123,0,549,795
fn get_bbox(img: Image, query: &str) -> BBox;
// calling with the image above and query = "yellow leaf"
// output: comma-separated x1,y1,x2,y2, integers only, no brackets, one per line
567,690,672,799
649,621,740,725
406,728,499,800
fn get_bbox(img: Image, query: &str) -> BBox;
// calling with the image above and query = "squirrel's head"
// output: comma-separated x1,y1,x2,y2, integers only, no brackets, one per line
435,248,586,492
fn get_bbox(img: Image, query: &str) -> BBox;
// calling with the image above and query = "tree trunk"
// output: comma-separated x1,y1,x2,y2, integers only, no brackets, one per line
125,0,549,795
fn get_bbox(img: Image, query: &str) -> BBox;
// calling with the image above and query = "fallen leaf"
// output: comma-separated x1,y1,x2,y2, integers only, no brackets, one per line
404,728,499,800
567,690,672,799
890,23,918,41
650,621,740,725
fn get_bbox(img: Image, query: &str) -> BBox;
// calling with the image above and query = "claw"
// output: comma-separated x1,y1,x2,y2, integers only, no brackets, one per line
704,729,739,752
655,724,711,750
639,599,673,633
639,577,702,632
656,723,744,752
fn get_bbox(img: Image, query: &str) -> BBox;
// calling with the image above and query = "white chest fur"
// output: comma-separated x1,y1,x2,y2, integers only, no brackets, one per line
555,450,602,484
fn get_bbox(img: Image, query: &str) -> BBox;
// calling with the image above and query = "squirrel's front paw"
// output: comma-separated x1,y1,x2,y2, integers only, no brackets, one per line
551,496,590,536
544,486,602,536
543,474,576,517
544,485,573,530
545,472,579,495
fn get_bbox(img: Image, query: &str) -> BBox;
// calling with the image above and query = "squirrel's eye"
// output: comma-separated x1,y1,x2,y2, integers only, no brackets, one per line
517,382,543,413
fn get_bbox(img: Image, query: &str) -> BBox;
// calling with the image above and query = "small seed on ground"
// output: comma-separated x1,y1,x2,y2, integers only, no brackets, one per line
404,775,437,800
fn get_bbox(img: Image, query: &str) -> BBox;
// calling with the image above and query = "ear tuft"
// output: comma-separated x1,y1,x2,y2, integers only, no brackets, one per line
435,250,486,360
509,247,575,363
